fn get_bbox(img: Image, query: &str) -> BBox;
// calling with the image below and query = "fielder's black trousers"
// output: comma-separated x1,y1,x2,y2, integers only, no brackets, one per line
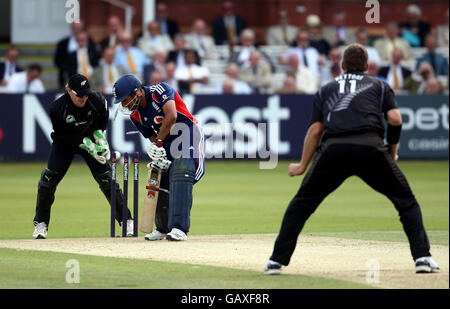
33,141,130,226
270,134,431,265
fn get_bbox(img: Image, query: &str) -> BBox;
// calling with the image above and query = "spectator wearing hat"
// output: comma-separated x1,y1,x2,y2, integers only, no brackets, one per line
399,4,431,47
266,8,299,46
306,14,330,56
6,63,44,94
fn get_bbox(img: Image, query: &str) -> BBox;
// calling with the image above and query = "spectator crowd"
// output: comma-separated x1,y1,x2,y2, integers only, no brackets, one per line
0,2,448,95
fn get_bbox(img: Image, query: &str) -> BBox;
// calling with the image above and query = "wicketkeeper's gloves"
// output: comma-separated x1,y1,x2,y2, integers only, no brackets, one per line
79,137,108,164
93,129,111,161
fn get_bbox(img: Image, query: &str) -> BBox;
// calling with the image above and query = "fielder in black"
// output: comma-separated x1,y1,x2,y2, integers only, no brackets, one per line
32,74,133,239
264,44,439,275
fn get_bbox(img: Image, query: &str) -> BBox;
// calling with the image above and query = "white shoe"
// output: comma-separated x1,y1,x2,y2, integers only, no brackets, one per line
415,256,440,273
264,260,282,275
33,222,47,239
144,230,166,241
126,219,134,237
166,228,187,241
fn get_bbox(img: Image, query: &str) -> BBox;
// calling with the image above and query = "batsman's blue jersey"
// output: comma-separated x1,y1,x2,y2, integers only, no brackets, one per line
129,82,205,182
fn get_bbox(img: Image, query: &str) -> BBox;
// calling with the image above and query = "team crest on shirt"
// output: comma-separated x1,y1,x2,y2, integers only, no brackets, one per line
162,94,168,100
66,115,75,123
154,116,164,124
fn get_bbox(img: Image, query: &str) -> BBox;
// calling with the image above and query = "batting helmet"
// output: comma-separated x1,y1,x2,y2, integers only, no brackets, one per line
112,74,142,104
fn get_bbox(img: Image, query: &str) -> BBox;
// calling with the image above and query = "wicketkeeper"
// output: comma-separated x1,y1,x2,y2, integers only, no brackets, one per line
32,74,133,239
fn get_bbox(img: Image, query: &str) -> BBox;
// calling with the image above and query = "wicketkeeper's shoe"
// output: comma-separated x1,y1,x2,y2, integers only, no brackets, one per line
33,222,48,239
126,219,134,237
166,228,188,241
264,260,282,275
144,230,166,241
415,256,440,273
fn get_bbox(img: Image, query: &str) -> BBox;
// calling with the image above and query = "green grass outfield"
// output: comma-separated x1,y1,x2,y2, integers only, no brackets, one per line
0,160,448,288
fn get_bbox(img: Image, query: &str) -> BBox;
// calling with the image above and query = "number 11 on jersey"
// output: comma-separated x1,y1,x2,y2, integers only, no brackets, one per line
339,80,357,94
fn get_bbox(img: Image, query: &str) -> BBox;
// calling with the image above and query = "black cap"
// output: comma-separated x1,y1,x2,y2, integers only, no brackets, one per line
68,74,91,97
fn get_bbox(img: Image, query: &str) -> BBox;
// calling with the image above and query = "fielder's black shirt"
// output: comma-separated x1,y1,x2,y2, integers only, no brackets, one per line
49,91,109,148
310,71,397,141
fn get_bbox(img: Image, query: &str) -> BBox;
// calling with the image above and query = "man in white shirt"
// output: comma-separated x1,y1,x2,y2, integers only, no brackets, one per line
280,30,321,78
175,50,210,94
138,21,174,59
215,63,251,94
374,22,413,62
6,63,45,94
184,19,218,60
286,54,319,94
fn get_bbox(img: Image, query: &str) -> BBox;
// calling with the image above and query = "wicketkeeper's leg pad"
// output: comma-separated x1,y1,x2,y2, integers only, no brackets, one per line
34,168,64,226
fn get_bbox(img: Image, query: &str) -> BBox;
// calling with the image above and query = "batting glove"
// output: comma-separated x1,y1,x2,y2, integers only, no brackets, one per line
147,158,172,173
146,140,167,161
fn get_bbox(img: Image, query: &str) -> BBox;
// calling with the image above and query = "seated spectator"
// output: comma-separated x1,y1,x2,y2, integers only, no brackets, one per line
436,9,449,48
367,61,386,82
276,74,301,94
54,21,96,88
215,63,251,94
286,53,319,94
266,8,299,46
322,9,356,47
280,30,321,78
306,14,330,56
374,22,412,62
149,70,164,85
221,79,236,94
91,47,126,94
0,45,23,87
138,21,174,59
66,31,100,80
143,49,168,85
175,49,210,94
164,61,179,91
184,18,218,60
378,48,412,92
415,34,449,76
239,51,272,94
403,62,437,94
212,0,247,45
355,27,381,65
6,63,44,94
229,29,274,72
99,15,123,52
399,4,431,47
320,47,342,86
424,77,444,94
155,2,179,40
168,35,200,68
114,31,150,80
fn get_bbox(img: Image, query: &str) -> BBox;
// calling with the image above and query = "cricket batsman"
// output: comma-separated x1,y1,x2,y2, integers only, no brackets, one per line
112,74,205,241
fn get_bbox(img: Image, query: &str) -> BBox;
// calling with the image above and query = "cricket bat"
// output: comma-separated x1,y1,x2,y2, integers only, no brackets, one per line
139,167,162,233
